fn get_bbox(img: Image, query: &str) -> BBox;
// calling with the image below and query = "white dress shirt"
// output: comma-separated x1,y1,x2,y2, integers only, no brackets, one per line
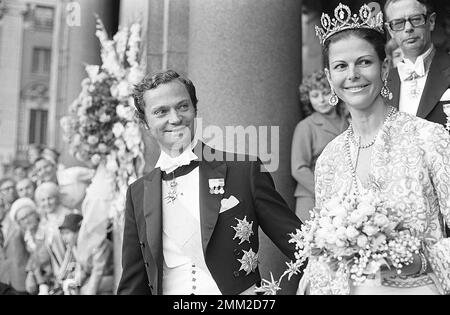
158,145,222,295
398,46,435,116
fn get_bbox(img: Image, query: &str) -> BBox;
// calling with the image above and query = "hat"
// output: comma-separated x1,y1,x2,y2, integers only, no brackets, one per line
57,167,95,186
59,213,83,232
10,198,37,222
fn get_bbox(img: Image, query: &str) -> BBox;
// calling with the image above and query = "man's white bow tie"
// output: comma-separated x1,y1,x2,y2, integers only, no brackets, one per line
397,58,425,82
157,149,199,174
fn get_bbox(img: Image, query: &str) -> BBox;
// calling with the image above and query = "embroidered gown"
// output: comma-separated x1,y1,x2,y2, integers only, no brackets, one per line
307,111,450,294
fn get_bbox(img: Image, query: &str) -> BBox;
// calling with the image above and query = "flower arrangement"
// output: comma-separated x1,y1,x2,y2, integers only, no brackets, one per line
256,190,421,295
60,17,146,220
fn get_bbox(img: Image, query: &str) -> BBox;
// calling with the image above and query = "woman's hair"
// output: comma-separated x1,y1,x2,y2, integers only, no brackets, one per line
34,182,59,202
322,28,387,68
298,70,331,117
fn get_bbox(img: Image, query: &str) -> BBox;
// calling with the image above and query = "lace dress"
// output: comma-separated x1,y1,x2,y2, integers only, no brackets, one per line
305,111,450,295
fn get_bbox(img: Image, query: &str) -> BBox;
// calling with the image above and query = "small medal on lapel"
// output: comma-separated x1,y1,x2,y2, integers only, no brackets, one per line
232,216,254,245
238,248,258,276
209,178,225,195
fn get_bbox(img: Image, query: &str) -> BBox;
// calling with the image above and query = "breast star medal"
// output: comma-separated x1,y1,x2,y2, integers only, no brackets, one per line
232,216,254,245
238,248,258,276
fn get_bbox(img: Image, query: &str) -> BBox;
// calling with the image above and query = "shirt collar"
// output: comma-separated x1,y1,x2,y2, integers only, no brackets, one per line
401,45,435,73
155,139,199,174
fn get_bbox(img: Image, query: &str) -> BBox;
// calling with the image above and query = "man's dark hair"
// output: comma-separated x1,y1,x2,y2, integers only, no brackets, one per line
133,70,198,126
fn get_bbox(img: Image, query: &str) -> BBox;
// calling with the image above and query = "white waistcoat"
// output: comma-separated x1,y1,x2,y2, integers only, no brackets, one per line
161,167,221,295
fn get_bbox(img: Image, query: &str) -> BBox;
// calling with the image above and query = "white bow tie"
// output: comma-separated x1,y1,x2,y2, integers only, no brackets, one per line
156,149,199,174
397,58,425,82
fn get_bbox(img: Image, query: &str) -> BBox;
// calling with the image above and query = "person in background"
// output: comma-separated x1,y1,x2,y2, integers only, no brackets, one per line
27,145,43,166
384,0,450,238
59,213,114,295
291,70,349,222
8,198,47,295
385,38,404,68
16,178,36,200
12,162,29,182
385,0,450,126
42,147,65,172
33,158,58,186
0,196,28,292
35,182,72,284
0,178,18,206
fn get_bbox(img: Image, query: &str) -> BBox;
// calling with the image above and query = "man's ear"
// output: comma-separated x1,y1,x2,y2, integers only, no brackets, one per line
428,12,436,32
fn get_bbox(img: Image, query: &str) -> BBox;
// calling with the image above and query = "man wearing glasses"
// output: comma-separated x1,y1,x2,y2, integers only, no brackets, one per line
385,0,450,237
384,0,450,127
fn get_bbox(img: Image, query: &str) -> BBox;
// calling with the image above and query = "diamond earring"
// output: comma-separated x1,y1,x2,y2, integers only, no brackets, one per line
329,88,339,106
381,79,393,100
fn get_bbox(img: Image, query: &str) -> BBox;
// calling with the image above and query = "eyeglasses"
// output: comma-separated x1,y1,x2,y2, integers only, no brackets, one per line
386,14,428,32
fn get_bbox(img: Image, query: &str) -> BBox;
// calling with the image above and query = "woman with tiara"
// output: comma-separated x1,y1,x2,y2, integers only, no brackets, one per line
300,3,450,295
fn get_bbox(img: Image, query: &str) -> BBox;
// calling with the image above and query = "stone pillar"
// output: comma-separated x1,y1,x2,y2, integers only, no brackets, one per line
0,1,26,168
54,0,119,166
188,0,302,294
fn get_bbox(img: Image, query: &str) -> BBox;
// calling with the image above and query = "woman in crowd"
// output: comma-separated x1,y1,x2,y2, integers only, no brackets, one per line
301,3,450,295
291,70,348,221
0,196,28,292
34,182,73,285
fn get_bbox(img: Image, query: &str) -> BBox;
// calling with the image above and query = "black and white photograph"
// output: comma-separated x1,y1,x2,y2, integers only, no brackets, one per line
0,0,449,299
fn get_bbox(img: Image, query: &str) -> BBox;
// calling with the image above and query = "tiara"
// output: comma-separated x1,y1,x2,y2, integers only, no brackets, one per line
315,3,384,46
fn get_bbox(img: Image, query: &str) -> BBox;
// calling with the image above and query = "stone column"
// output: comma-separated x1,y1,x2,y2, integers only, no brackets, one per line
54,0,119,166
188,0,302,294
0,1,26,169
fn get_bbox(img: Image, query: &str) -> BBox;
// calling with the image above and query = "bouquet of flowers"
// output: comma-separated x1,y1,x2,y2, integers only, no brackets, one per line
60,17,146,220
256,190,421,295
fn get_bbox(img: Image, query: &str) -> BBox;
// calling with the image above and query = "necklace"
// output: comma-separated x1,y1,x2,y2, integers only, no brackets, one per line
345,106,396,196
348,106,396,149
164,173,178,204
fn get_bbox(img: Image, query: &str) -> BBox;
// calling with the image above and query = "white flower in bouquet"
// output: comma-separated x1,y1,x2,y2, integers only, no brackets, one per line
362,224,379,236
98,143,109,153
116,104,136,121
85,65,101,83
112,122,125,138
123,123,142,149
113,26,129,65
106,153,119,173
127,66,145,85
345,226,359,240
357,201,376,217
99,113,111,123
349,209,365,225
356,234,369,248
114,138,126,151
373,213,390,228
111,81,131,100
87,135,99,145
91,154,102,166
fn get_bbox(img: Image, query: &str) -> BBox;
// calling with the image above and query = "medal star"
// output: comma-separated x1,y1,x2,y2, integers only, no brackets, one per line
237,248,258,276
232,216,254,245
